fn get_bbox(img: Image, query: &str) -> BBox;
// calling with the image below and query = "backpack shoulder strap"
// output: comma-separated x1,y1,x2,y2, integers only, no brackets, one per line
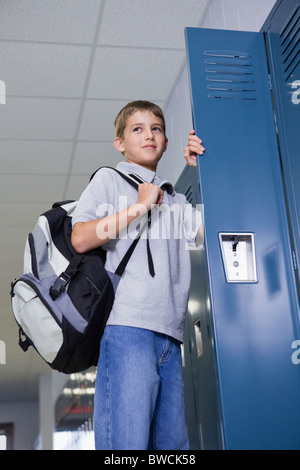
89,166,144,190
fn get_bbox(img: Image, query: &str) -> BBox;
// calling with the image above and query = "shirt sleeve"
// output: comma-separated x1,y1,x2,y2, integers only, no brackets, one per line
71,169,116,227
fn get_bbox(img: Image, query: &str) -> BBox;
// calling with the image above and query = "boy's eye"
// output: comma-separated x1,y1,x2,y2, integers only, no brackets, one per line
132,126,162,133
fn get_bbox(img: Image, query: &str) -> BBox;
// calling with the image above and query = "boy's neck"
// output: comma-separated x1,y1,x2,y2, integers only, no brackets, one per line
125,159,157,173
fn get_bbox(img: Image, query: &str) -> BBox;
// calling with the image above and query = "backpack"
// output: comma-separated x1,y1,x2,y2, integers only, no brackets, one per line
10,167,151,374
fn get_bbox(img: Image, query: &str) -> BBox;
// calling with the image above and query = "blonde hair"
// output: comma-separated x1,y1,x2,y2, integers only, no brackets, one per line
114,100,166,139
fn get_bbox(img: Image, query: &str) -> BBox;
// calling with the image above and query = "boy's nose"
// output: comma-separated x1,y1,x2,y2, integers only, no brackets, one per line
145,129,154,140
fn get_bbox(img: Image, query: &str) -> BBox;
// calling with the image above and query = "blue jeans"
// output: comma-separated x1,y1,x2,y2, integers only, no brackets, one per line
94,326,189,450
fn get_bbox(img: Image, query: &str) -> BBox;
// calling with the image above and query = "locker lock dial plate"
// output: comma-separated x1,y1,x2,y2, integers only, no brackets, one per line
219,233,257,283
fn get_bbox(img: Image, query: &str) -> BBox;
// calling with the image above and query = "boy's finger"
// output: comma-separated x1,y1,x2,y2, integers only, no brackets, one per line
188,139,203,148
188,143,205,155
184,148,197,167
157,189,164,206
186,157,197,167
188,133,202,141
188,131,202,142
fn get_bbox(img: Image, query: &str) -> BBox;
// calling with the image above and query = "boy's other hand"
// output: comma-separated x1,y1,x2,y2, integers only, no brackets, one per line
183,130,205,167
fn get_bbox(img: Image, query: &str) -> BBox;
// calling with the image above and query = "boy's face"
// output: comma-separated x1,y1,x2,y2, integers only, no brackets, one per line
114,110,168,171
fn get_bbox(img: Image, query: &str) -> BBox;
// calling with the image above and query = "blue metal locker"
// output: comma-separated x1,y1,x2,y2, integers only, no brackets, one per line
180,23,300,450
263,0,300,293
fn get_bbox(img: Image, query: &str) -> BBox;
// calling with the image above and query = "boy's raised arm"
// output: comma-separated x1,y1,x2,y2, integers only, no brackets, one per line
183,131,205,246
71,183,164,254
183,130,205,167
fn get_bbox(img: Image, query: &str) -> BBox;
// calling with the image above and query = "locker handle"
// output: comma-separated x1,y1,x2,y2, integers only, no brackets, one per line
194,319,203,357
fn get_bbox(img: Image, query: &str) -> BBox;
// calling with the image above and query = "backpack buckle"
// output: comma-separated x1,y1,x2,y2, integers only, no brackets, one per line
49,272,71,300
18,328,31,352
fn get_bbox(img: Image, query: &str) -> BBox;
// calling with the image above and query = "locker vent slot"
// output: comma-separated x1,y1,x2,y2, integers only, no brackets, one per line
280,4,300,81
204,50,256,100
184,184,194,204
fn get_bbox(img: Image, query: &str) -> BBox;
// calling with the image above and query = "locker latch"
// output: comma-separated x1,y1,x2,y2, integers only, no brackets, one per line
219,233,257,283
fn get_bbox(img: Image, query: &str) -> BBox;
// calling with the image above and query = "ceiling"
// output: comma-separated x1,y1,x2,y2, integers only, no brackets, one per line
0,0,211,402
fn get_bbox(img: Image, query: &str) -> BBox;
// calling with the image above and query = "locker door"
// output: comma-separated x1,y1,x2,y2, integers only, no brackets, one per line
175,166,223,450
264,0,300,296
185,27,300,449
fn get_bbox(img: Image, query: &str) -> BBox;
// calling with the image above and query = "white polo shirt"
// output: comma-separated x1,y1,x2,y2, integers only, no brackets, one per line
72,162,202,343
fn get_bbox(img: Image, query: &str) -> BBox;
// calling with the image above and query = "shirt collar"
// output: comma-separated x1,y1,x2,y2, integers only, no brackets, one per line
116,161,175,196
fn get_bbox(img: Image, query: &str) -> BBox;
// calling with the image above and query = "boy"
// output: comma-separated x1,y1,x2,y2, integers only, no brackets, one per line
71,100,205,450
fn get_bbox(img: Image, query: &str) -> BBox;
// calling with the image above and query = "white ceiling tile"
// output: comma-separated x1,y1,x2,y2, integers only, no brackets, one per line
0,226,32,248
0,246,26,264
0,202,51,227
0,98,81,140
0,283,18,302
78,99,166,142
0,0,102,43
0,267,21,289
0,174,67,203
87,47,185,101
0,301,18,326
0,141,73,174
98,0,210,48
0,42,91,98
77,99,130,141
64,175,94,201
71,142,122,175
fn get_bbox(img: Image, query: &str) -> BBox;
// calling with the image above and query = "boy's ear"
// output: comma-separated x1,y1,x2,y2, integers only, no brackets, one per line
164,137,169,153
114,137,125,153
